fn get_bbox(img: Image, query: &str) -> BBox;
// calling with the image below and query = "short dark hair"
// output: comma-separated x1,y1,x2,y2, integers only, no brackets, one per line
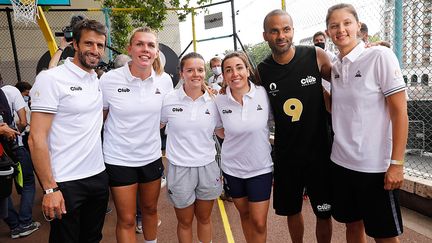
70,14,85,27
15,82,32,92
263,9,292,32
313,31,326,41
360,23,368,33
72,19,107,45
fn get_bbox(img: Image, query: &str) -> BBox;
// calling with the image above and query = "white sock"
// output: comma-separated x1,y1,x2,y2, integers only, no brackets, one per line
144,239,157,243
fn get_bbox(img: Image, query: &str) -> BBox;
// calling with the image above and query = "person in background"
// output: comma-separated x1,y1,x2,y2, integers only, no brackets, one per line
215,51,273,242
312,31,336,94
15,81,32,150
161,52,222,243
48,14,86,69
257,9,333,243
29,19,109,243
326,4,408,243
207,57,224,91
100,26,173,243
1,79,39,239
359,23,391,48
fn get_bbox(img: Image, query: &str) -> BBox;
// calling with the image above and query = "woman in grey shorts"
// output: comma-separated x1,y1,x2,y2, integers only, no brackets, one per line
160,52,223,243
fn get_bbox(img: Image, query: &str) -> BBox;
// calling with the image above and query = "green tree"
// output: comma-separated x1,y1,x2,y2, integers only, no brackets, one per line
244,42,271,67
99,0,212,53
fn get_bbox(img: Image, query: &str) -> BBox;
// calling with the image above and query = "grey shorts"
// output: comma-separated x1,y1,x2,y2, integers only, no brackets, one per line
167,161,223,209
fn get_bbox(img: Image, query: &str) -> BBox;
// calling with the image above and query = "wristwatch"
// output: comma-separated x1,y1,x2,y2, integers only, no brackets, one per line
390,159,404,165
43,187,60,195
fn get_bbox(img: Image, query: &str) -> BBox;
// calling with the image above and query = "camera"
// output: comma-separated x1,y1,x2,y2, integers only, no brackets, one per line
55,26,74,42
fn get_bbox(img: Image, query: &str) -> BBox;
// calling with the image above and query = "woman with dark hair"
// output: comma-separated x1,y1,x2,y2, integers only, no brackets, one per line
215,51,273,243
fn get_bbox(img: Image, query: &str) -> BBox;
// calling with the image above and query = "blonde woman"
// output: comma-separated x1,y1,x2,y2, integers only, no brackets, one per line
100,27,173,243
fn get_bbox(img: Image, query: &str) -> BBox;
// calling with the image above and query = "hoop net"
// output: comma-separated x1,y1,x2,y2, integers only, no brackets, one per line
10,0,39,25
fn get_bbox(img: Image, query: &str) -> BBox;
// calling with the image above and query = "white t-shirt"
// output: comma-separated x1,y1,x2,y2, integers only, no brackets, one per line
215,83,273,178
1,85,27,116
208,74,223,85
331,43,406,173
2,85,28,145
100,64,173,167
161,87,222,167
30,58,105,182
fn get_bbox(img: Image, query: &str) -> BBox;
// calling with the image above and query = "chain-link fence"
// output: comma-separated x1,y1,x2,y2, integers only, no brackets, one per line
0,7,182,86
1,1,431,180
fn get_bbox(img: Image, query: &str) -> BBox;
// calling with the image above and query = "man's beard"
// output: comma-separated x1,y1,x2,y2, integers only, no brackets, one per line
270,41,292,55
77,50,100,70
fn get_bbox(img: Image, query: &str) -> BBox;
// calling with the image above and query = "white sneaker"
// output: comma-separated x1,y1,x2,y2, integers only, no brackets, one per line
160,176,167,188
136,221,143,234
135,220,161,234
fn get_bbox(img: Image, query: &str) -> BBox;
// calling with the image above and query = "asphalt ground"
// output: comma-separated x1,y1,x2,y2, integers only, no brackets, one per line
1,157,431,242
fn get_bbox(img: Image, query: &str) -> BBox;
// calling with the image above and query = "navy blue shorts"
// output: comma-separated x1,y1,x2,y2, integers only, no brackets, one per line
222,172,272,202
105,158,164,187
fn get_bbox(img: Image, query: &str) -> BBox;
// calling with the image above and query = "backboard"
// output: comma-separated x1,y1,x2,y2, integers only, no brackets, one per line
0,0,70,5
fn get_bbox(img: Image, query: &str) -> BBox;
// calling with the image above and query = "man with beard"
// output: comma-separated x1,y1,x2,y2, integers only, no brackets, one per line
29,19,109,243
257,10,333,243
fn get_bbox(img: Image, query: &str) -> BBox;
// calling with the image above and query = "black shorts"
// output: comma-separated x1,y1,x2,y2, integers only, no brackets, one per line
222,172,273,202
273,161,332,219
331,162,403,238
105,158,164,187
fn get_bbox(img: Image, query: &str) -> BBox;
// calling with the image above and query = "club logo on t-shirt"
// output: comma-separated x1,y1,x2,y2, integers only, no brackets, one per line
334,73,340,79
300,76,316,87
355,70,362,77
155,88,161,94
117,88,130,92
172,107,183,112
222,109,232,114
257,104,263,111
205,109,210,115
70,86,83,91
269,83,279,96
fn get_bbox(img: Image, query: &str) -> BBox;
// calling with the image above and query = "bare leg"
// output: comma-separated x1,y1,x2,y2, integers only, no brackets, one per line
138,178,161,241
111,184,138,243
232,197,253,242
287,213,304,243
346,220,367,243
174,205,194,243
248,200,270,243
195,199,215,243
316,217,332,243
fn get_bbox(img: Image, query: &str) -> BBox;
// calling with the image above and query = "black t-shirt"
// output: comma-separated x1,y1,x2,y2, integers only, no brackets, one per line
257,45,330,168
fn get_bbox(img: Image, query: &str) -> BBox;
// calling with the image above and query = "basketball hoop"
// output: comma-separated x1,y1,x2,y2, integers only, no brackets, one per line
10,0,39,25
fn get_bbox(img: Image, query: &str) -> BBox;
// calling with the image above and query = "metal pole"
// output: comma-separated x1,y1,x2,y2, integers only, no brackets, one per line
231,0,237,50
281,0,286,10
192,8,197,52
102,8,113,60
394,0,403,67
5,8,21,83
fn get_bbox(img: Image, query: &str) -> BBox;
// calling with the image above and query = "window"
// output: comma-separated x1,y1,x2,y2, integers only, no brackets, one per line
421,74,429,86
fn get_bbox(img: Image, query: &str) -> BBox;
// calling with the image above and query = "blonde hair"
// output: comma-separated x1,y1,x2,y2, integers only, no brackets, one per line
128,26,164,75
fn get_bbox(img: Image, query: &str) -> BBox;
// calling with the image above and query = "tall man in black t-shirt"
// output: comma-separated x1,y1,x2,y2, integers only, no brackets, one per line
257,9,332,243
